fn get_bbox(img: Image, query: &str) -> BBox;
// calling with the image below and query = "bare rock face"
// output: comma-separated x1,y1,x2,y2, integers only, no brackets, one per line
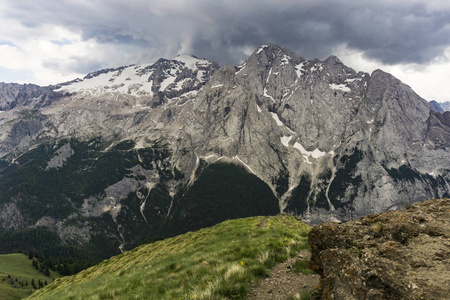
308,198,450,300
0,82,57,111
1,44,450,259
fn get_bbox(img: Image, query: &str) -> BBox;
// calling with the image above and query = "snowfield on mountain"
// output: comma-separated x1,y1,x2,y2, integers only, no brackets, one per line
0,44,449,261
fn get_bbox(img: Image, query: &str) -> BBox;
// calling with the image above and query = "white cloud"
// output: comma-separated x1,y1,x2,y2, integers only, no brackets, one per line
0,19,144,85
335,44,450,101
0,0,449,103
383,58,450,102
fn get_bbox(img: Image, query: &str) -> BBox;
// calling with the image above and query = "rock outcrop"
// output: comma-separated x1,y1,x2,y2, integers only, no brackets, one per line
0,82,58,110
309,198,450,299
1,44,450,259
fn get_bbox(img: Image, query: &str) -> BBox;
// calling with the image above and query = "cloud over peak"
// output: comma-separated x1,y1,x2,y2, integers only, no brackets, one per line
1,0,450,100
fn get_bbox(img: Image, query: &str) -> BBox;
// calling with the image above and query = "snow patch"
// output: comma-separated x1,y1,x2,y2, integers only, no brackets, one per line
293,142,326,159
196,70,205,82
280,55,290,66
280,136,293,147
235,62,246,74
270,112,284,126
57,55,210,95
295,62,305,78
257,104,262,113
329,83,351,93
269,113,295,134
175,54,210,70
266,67,272,83
211,84,224,88
256,44,269,54
173,78,189,91
264,88,275,102
310,63,323,73
160,75,176,91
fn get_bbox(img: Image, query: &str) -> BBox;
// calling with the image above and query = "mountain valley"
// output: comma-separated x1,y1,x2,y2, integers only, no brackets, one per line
1,44,450,264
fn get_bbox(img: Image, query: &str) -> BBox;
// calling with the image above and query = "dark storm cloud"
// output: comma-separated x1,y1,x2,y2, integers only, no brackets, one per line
6,0,450,66
184,0,450,65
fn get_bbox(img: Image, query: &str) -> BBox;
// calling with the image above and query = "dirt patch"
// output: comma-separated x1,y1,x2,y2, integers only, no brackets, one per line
259,217,269,229
247,250,320,300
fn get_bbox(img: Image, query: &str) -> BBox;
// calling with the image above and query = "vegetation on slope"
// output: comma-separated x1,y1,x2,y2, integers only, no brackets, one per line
30,215,311,300
0,253,56,300
0,137,177,268
166,161,280,237
0,138,281,268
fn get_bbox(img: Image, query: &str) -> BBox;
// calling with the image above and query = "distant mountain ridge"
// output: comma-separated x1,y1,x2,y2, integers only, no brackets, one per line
429,100,450,113
429,100,444,113
1,44,449,262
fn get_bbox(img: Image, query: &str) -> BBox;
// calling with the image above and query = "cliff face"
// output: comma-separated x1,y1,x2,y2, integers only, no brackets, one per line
1,44,450,259
308,198,450,300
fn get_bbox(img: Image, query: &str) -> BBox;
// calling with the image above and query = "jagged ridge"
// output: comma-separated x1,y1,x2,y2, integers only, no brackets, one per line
0,44,449,262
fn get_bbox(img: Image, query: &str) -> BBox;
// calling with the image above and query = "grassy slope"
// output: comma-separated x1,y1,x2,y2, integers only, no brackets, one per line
30,215,311,300
0,253,56,300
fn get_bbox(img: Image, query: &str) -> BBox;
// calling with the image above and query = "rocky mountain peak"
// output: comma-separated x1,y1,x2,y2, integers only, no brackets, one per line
323,54,341,64
1,44,450,261
0,83,57,111
429,100,445,113
55,54,219,105
370,68,398,82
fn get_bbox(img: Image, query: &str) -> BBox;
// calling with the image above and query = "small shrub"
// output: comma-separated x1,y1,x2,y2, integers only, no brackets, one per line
289,247,298,258
264,252,287,268
215,275,249,299
290,240,310,252
257,251,269,265
373,222,383,233
248,263,270,278
224,265,246,281
312,286,323,298
292,259,314,275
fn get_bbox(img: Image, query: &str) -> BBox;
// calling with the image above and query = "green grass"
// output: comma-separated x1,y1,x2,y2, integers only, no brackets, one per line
29,215,311,300
292,258,315,275
0,253,56,300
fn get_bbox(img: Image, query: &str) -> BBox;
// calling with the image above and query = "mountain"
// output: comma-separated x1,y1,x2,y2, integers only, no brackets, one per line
439,101,450,112
429,100,444,113
1,44,450,262
429,100,450,112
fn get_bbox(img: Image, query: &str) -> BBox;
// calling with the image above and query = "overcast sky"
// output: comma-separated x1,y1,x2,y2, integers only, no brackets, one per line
1,0,450,101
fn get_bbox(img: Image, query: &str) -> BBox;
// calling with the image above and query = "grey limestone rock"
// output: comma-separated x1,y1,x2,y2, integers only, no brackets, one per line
45,143,74,170
1,44,450,252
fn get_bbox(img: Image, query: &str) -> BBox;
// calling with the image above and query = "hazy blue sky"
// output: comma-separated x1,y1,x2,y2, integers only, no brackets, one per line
1,0,450,101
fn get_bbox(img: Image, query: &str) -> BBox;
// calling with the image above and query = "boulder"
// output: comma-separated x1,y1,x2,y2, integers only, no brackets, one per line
309,198,450,299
